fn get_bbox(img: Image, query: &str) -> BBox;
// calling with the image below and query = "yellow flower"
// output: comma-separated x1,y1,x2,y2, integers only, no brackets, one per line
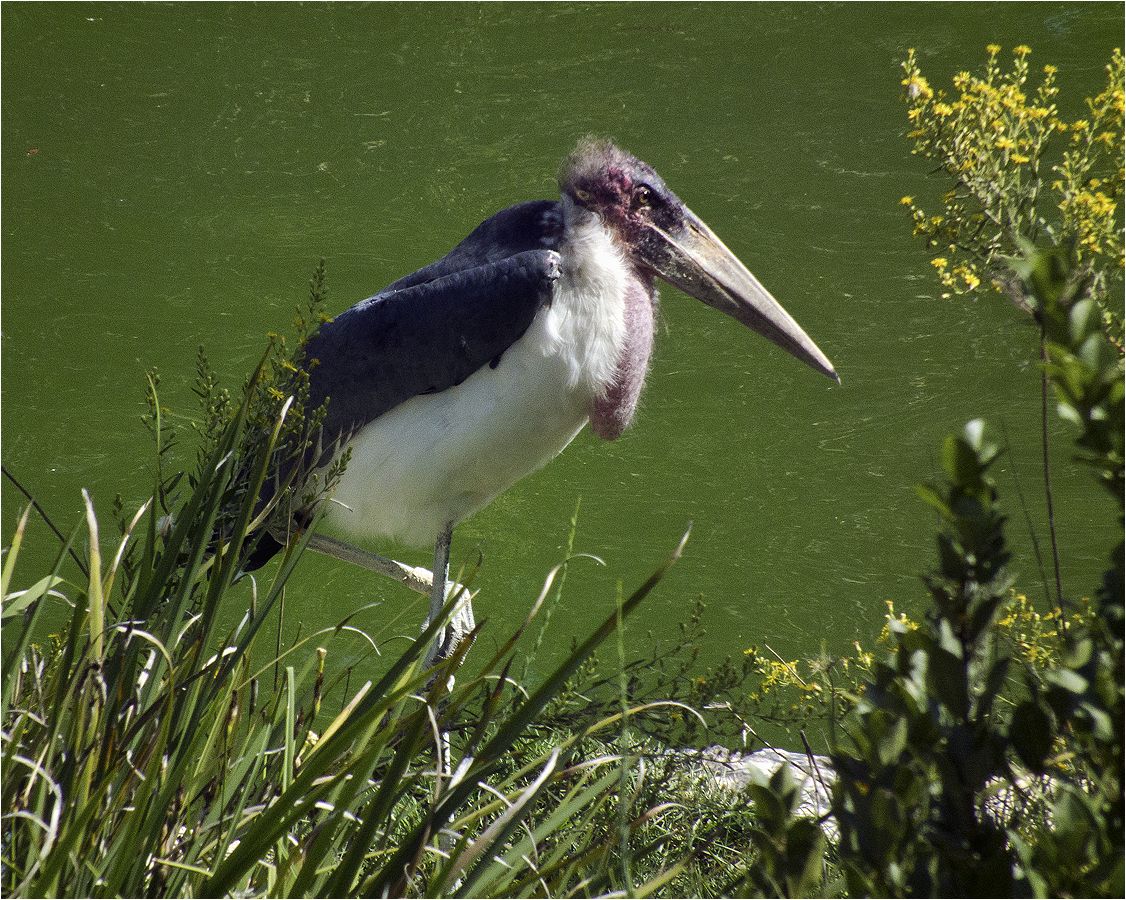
853,641,874,668
1043,64,1058,75
954,265,981,290
1011,153,1031,164
986,43,1002,55
934,101,954,116
931,257,949,269
902,74,933,101
900,195,914,206
995,136,1016,150
1014,45,1032,57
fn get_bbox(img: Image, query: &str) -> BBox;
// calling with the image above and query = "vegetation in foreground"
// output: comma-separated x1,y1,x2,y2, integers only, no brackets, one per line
2,43,1123,898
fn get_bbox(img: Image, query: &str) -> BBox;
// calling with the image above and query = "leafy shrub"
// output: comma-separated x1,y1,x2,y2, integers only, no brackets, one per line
899,44,1123,334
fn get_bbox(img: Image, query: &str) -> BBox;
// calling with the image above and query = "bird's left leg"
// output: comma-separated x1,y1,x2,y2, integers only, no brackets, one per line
420,521,476,849
305,530,473,611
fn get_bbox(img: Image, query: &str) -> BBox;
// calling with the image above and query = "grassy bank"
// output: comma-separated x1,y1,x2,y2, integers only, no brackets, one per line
3,44,1123,899
3,243,1121,898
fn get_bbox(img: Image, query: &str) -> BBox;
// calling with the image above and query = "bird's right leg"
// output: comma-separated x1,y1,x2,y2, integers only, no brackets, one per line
305,532,435,594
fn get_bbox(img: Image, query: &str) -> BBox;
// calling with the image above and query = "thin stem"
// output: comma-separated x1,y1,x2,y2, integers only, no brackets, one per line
1,464,90,578
615,580,634,898
999,421,1051,609
1040,328,1064,606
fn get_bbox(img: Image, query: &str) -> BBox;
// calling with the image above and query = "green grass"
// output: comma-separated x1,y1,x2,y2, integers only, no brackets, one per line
0,325,771,898
3,238,1121,897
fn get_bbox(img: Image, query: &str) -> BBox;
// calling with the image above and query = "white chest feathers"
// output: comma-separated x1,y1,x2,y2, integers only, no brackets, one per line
323,218,634,548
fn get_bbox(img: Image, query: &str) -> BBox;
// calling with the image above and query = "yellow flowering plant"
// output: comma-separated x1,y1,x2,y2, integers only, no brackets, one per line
899,45,1124,344
741,591,1090,740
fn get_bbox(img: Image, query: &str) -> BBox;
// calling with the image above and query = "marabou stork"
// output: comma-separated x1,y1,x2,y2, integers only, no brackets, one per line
253,138,837,665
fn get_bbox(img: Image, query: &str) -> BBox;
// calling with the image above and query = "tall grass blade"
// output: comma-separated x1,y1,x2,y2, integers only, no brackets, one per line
440,748,560,896
1,505,31,598
81,490,104,662
368,528,688,896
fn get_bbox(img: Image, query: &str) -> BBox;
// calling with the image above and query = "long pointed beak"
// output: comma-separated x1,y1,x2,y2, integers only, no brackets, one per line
644,208,839,383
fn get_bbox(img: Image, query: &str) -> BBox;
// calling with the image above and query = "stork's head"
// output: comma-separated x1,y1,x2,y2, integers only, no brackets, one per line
559,137,838,383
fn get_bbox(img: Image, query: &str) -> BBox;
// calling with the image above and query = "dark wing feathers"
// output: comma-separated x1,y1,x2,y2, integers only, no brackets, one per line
305,199,563,441
242,200,563,571
381,200,563,293
306,245,561,442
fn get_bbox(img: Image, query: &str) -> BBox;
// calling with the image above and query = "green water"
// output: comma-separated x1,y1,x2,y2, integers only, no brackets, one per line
3,3,1121,677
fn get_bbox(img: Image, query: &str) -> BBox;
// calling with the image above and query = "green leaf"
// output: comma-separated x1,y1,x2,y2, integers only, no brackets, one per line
1069,299,1100,344
1078,701,1114,742
1009,700,1053,772
1052,786,1097,858
929,642,969,719
916,484,951,518
1,575,69,619
784,819,827,897
1044,667,1088,697
978,656,1010,719
942,435,981,486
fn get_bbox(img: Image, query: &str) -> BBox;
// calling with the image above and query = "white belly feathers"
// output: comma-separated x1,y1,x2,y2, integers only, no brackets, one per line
323,215,630,547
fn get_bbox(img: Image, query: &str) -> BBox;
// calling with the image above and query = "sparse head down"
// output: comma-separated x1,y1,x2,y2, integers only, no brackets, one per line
559,137,670,215
558,137,839,383
558,137,686,264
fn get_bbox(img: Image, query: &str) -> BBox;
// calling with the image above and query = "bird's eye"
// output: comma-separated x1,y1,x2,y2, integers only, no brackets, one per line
632,184,653,209
574,188,591,203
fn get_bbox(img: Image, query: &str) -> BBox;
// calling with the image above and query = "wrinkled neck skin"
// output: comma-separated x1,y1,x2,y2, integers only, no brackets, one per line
558,197,659,442
589,274,656,440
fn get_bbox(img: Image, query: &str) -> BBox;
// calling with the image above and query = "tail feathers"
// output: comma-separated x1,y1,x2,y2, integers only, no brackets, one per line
242,532,285,572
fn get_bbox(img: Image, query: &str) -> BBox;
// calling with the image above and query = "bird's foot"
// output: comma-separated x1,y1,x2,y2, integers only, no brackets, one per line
423,581,477,672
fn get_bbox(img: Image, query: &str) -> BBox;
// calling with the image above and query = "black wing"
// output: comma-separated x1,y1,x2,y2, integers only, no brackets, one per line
307,244,562,442
380,199,563,294
309,199,564,441
242,200,563,571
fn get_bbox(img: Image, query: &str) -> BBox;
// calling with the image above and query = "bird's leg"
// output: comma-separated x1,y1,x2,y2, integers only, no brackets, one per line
427,521,452,657
422,522,476,670
305,533,435,594
305,527,475,816
304,531,475,666
421,521,477,856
